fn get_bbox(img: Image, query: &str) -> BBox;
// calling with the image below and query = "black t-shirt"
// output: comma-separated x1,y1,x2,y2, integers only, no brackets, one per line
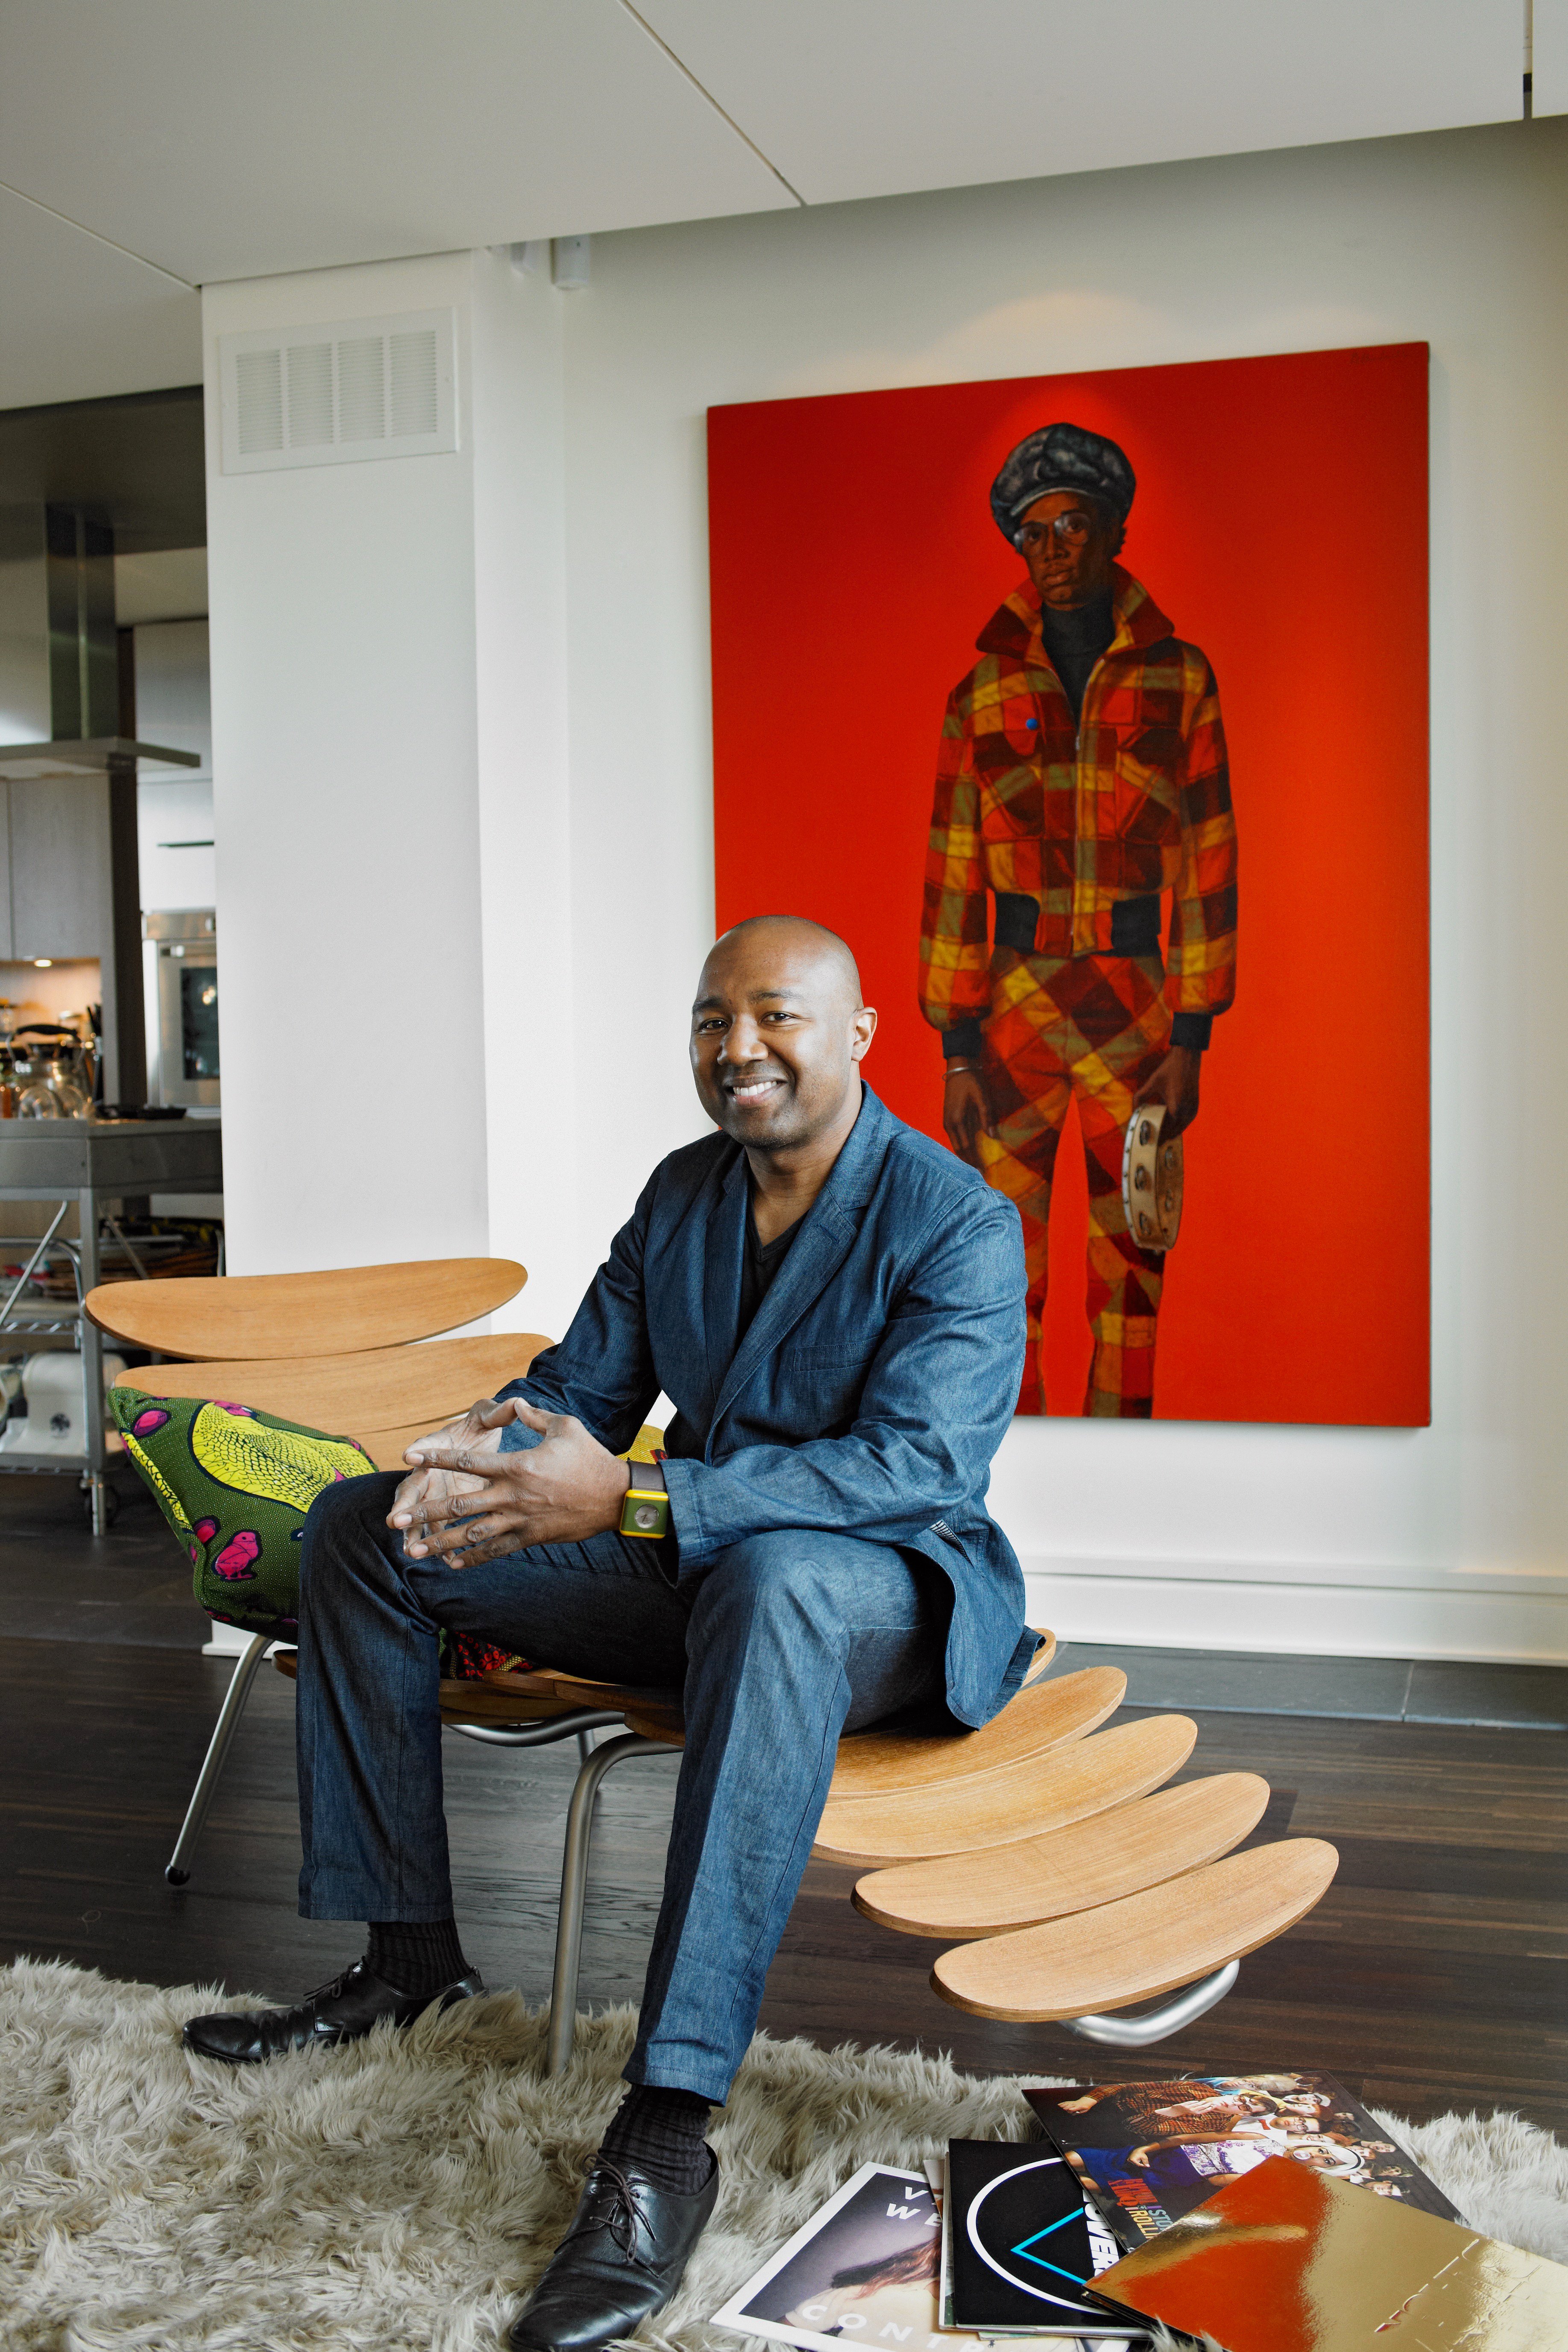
736,1192,802,1348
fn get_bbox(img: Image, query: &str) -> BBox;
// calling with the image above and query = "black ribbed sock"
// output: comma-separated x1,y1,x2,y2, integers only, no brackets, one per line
599,2085,716,2196
364,1917,470,1998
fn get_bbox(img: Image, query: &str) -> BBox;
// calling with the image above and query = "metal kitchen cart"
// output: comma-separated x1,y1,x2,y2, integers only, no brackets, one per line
0,1119,222,1533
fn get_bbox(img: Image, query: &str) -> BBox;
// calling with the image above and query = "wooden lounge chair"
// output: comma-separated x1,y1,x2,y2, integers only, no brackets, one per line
95,1292,1338,2064
322,1633,1337,2072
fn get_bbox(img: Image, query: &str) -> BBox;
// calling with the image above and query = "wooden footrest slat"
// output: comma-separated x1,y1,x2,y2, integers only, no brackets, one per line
827,1666,1124,1801
852,1772,1271,1937
812,1713,1197,1867
931,1838,1339,2021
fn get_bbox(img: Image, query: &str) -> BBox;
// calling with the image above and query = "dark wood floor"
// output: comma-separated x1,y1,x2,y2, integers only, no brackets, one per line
0,1633,1562,2135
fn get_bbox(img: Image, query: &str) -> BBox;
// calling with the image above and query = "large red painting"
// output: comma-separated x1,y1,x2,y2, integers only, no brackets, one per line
709,346,1429,1426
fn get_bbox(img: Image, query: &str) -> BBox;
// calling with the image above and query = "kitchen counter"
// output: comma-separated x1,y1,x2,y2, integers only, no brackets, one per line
0,1117,222,1195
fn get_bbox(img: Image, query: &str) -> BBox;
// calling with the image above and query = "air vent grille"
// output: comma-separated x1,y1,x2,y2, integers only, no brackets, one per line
219,309,457,474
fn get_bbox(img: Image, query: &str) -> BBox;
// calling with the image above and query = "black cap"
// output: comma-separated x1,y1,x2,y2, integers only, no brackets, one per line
990,422,1136,542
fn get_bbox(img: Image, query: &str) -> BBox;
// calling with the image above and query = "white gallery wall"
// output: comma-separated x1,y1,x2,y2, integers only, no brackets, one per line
202,116,1568,1660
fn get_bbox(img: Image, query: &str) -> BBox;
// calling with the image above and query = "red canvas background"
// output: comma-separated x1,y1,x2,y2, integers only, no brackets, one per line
708,345,1430,1425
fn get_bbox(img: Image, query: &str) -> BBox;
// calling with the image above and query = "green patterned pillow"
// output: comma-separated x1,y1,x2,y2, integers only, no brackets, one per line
108,1386,372,1637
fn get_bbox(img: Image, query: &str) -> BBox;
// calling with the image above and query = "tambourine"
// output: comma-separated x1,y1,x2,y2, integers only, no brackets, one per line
1121,1100,1183,1252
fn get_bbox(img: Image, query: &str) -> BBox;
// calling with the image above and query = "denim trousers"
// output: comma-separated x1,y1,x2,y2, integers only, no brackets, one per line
294,1472,944,2102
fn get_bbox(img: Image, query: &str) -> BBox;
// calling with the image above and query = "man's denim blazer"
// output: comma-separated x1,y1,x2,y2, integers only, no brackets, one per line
497,1084,1033,1727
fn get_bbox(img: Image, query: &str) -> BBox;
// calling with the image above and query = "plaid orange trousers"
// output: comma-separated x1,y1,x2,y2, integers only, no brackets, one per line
977,946,1171,1417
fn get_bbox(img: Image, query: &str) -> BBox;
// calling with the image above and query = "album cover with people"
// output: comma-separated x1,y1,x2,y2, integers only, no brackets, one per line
1022,2074,1457,2253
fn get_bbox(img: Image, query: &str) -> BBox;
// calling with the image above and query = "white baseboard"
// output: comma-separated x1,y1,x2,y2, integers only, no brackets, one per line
1022,1563,1568,1664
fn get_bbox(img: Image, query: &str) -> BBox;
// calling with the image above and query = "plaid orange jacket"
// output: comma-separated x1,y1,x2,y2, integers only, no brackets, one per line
919,565,1237,1044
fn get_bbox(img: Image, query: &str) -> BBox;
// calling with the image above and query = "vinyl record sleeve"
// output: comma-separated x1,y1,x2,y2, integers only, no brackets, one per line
944,2141,1134,2341
712,2162,948,2352
1022,2073,1455,2254
935,2157,1128,2351
1084,2156,1568,2351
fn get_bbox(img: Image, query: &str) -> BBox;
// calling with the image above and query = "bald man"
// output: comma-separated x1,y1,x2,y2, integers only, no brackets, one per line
183,915,1030,2352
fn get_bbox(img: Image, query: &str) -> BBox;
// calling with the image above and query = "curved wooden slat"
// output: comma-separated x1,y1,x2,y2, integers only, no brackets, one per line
622,1702,686,1745
271,1649,584,1725
1023,1629,1057,1682
120,1333,552,1442
480,1665,572,1698
85,1257,528,1359
812,1714,1198,1868
828,1666,1123,1801
608,1636,1071,1770
437,1684,586,1726
853,1772,1271,1937
931,1838,1340,2021
487,1667,680,1708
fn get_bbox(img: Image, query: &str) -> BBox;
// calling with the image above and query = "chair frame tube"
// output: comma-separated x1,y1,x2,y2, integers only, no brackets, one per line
164,1633,274,1884
1060,1958,1240,2044
545,1732,674,2076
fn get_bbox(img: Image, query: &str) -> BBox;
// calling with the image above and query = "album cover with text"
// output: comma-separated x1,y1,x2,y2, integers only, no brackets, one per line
712,2161,948,2352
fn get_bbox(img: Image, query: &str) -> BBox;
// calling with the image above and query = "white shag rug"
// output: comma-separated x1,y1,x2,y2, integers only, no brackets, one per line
2,1959,1565,2352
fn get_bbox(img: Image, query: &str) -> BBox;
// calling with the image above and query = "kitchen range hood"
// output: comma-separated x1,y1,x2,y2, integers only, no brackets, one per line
0,504,199,772
0,501,201,1101
0,736,199,780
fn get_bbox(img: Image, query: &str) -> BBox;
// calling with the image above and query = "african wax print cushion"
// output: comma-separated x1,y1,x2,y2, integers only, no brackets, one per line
108,1386,372,1637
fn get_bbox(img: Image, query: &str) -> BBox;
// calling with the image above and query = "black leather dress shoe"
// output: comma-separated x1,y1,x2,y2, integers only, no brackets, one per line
509,2154,720,2352
181,1959,485,2062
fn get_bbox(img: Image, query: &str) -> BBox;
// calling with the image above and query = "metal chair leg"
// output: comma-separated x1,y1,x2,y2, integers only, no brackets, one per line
1061,1958,1240,2046
164,1632,272,1885
545,1732,672,2076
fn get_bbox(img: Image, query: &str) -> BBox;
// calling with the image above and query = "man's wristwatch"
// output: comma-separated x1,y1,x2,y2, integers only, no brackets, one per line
618,1456,670,1540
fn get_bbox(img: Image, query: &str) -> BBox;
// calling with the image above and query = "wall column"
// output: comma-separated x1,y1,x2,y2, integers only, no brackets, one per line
202,249,577,1334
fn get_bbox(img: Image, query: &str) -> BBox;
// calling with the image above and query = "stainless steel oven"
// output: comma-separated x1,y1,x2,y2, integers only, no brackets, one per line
144,909,219,1109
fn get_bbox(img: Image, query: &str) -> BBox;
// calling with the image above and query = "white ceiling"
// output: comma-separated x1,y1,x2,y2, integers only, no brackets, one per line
0,0,1533,415
0,184,201,412
637,0,1525,208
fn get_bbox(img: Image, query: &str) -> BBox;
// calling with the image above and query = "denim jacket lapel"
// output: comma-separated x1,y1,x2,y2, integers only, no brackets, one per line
706,1087,892,1448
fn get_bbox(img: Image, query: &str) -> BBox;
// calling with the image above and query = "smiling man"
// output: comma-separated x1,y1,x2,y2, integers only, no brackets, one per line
182,913,1030,2352
920,421,1238,1416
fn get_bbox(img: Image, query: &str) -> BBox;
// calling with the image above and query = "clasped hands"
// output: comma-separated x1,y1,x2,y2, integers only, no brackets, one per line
386,1396,632,1569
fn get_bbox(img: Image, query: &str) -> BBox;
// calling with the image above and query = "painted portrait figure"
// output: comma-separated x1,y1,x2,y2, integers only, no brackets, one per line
918,422,1238,1416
